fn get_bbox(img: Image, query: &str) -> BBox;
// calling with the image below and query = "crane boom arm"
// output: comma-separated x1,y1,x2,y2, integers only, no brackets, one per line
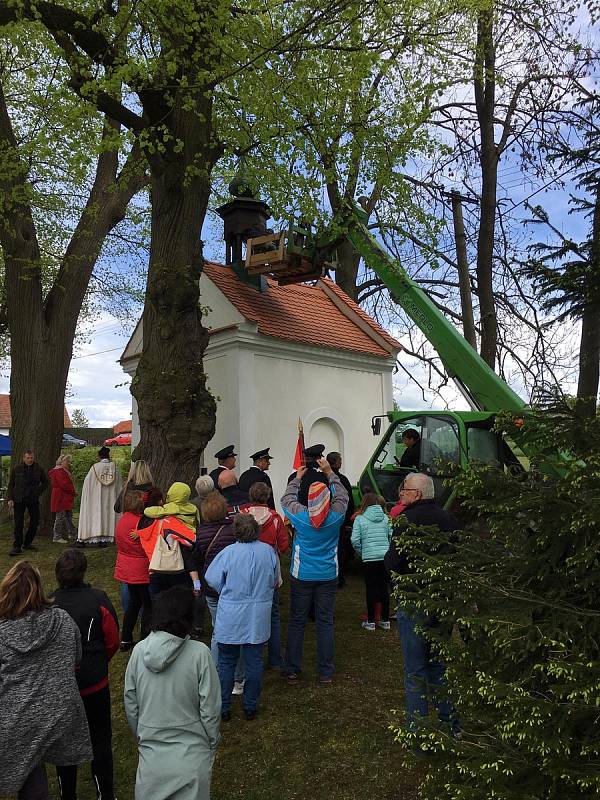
336,204,524,412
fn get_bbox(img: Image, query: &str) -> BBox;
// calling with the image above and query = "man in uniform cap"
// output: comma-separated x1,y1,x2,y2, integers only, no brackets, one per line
239,448,275,510
209,445,237,490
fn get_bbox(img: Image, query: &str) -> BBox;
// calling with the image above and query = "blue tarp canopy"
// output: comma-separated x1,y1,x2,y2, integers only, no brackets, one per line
0,434,11,456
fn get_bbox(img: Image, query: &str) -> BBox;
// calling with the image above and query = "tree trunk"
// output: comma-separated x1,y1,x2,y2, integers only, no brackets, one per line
575,181,600,417
450,191,478,349
335,238,362,300
131,154,216,489
474,5,499,369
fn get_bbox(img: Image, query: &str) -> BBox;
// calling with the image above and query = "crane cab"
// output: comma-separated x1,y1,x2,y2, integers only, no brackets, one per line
359,410,526,509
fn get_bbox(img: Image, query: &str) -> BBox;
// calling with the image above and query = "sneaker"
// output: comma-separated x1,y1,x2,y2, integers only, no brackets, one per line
9,547,22,556
285,673,300,685
53,538,68,544
243,709,256,721
232,680,245,695
221,710,231,722
361,621,376,631
378,620,391,630
319,676,333,685
23,544,38,551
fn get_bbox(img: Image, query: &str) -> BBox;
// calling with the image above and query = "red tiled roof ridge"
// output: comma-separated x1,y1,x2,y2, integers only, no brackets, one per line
0,394,71,428
202,262,401,359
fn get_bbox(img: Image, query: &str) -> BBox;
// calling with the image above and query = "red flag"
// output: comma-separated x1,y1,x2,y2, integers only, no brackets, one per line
292,418,306,469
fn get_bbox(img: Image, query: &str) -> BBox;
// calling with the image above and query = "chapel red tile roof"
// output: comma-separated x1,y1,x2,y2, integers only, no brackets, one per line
203,263,401,359
0,394,71,428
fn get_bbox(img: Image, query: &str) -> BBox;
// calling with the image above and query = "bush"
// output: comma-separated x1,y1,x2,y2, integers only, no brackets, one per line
390,406,600,799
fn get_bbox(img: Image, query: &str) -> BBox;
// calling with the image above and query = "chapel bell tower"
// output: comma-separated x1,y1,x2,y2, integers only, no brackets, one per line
216,163,271,289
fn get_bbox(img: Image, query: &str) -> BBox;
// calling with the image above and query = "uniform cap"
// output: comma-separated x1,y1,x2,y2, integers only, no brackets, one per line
215,445,237,460
250,448,273,461
304,443,325,459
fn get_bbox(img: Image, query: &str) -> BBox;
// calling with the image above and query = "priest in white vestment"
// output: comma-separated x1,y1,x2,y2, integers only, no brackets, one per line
77,447,122,545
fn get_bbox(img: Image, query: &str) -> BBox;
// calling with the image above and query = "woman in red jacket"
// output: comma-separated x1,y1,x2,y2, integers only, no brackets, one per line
49,454,77,543
113,491,151,651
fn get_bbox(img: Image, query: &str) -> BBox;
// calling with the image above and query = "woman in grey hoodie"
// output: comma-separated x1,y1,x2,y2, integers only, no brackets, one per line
124,586,221,800
0,561,92,799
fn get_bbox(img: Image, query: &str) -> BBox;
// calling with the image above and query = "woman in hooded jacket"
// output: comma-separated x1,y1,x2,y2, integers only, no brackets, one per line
124,586,221,800
351,493,392,631
0,561,92,799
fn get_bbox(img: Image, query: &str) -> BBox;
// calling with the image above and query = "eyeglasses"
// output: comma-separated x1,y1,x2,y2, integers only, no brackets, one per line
399,485,419,494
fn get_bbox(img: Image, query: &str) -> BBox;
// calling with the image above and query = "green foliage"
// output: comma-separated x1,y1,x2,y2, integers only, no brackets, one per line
390,408,600,799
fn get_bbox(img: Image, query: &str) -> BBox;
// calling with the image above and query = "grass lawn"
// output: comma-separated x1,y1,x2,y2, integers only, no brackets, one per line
0,519,419,800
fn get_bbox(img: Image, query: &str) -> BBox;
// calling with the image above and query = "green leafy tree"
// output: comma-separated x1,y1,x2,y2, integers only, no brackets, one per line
390,406,600,798
70,408,89,428
0,28,146,483
524,95,600,418
0,0,370,488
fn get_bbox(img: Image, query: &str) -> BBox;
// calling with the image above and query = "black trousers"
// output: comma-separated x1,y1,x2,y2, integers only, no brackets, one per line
121,583,152,643
13,498,40,549
56,686,113,800
363,560,390,623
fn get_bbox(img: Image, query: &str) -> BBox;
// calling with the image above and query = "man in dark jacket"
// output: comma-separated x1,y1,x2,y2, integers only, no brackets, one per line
384,473,459,734
52,549,119,800
327,451,355,588
238,448,275,509
7,449,49,555
209,444,237,490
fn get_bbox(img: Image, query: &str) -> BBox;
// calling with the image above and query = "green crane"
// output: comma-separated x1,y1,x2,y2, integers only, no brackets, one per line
246,200,531,507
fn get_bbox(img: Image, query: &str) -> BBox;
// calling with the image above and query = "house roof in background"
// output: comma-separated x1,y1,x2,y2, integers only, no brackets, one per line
113,419,132,434
202,262,401,359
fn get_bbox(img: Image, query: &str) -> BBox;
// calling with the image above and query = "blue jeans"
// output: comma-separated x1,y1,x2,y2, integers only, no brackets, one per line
284,577,337,679
206,595,244,681
120,583,130,613
268,588,282,668
396,608,458,731
218,643,264,713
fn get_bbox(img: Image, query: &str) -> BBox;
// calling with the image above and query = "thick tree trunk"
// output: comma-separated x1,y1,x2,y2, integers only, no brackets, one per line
131,164,216,490
474,6,499,369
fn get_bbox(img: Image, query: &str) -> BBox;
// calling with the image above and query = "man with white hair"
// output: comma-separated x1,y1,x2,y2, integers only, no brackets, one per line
218,469,250,512
384,472,460,734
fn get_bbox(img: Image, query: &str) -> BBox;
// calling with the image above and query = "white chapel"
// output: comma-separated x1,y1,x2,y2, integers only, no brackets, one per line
120,185,401,504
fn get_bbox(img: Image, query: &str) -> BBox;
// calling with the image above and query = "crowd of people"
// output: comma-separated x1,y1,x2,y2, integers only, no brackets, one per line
1,442,461,799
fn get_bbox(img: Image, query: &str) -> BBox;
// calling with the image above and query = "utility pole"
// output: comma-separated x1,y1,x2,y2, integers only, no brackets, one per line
449,190,478,350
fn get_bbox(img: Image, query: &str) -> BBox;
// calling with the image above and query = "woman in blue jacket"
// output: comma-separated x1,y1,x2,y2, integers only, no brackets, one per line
205,514,277,722
280,455,348,684
351,493,392,631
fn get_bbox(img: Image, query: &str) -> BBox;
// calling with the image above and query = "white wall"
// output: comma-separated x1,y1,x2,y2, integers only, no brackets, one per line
122,275,397,507
226,344,393,507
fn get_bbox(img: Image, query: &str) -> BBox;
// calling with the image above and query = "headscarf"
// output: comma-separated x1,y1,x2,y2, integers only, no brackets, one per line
307,482,331,528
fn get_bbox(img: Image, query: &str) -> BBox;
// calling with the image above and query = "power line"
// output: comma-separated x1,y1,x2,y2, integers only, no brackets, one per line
71,346,122,361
